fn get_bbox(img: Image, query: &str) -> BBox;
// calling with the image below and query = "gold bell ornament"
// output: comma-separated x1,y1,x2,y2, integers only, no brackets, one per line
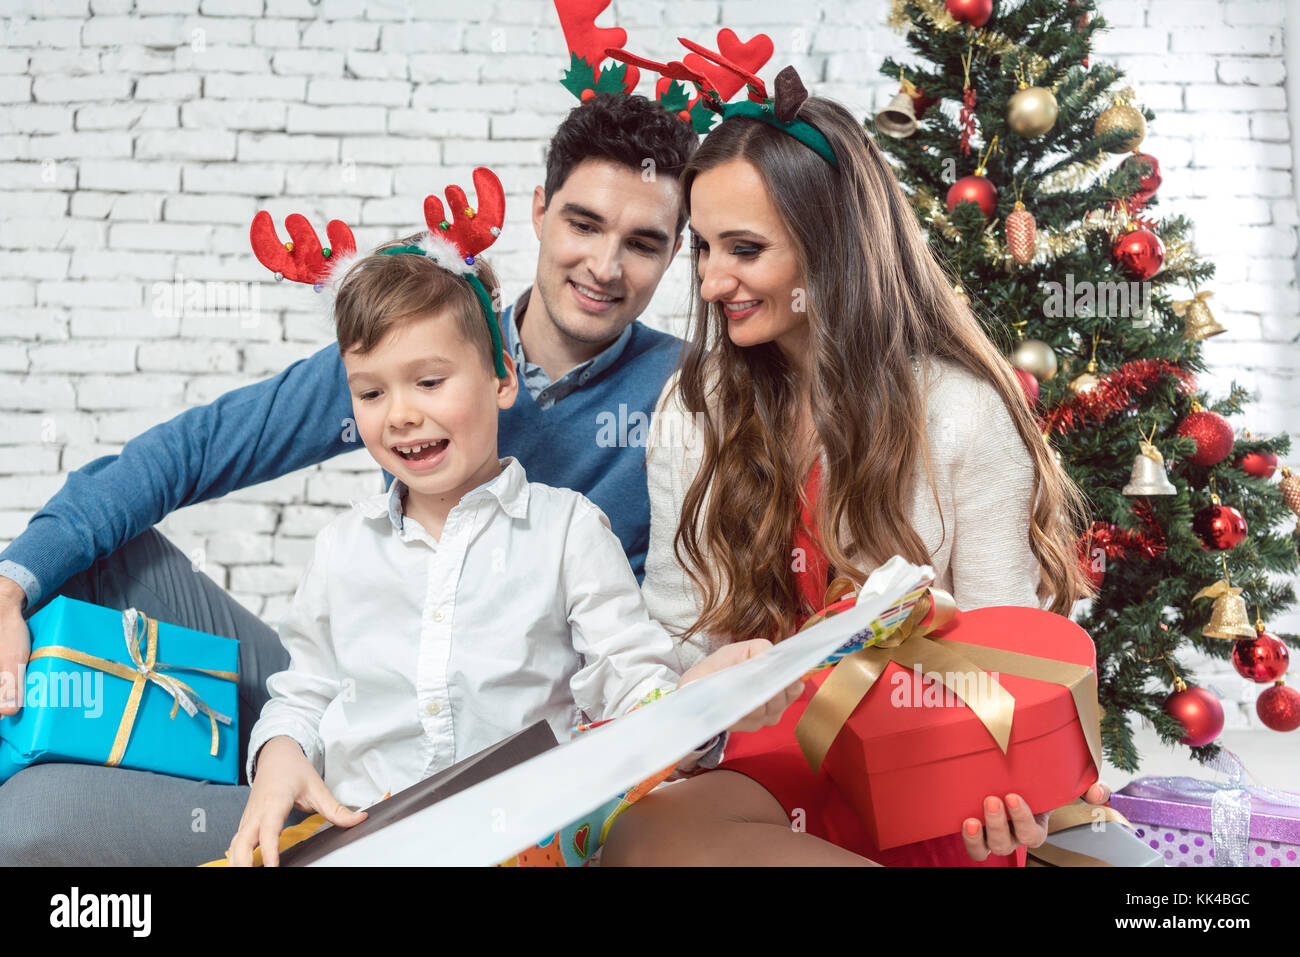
1194,572,1256,640
1095,93,1147,153
1175,289,1226,342
1122,425,1177,496
875,72,921,139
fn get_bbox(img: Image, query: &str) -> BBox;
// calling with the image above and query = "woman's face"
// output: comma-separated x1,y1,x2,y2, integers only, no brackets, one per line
689,158,807,361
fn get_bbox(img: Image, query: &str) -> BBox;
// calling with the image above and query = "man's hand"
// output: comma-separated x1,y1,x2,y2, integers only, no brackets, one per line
960,780,1112,861
679,639,804,734
0,576,30,716
226,736,367,867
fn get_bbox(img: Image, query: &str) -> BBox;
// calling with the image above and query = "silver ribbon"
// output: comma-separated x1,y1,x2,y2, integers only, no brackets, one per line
1144,748,1300,868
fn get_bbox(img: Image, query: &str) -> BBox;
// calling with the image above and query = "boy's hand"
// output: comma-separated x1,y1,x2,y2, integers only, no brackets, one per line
679,639,804,734
0,578,30,716
227,735,367,867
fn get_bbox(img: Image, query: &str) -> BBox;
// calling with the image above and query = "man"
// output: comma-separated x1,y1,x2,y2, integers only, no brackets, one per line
0,92,699,865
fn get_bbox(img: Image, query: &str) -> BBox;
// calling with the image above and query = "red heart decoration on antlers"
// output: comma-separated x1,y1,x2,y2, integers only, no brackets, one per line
682,29,774,102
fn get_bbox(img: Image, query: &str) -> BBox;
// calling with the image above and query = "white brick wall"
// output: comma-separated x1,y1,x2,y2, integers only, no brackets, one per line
0,0,1296,658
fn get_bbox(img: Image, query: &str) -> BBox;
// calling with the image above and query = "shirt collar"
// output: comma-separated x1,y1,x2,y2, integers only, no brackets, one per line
355,457,531,531
504,286,636,386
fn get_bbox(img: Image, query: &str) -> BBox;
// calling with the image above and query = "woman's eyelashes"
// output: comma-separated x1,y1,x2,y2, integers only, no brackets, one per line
690,235,762,258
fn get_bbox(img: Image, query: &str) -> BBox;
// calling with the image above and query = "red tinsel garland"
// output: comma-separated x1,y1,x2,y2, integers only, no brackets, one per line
1080,500,1168,564
1043,358,1195,436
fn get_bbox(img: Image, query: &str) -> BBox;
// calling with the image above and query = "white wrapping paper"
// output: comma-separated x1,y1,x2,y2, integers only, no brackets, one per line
311,556,931,866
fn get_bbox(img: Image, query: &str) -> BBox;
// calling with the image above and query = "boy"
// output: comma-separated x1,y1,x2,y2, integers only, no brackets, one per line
227,230,798,866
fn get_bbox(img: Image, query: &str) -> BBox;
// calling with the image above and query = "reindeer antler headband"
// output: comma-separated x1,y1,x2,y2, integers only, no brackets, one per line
250,166,509,378
551,0,829,161
605,38,838,169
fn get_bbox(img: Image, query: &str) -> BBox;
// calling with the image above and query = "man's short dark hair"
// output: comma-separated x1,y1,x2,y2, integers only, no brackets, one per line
543,93,699,236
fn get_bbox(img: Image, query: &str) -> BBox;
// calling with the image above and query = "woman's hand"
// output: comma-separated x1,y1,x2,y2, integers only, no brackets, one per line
226,736,367,867
679,639,804,734
960,780,1112,861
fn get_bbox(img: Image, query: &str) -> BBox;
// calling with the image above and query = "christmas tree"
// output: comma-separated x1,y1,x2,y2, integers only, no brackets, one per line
870,0,1300,770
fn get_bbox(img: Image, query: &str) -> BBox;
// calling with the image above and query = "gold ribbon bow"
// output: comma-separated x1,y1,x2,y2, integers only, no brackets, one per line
1171,289,1213,317
1193,578,1242,603
28,609,237,766
794,582,1104,780
1026,802,1137,867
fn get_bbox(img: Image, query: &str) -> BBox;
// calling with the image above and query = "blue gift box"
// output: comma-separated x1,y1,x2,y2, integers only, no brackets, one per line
0,596,240,785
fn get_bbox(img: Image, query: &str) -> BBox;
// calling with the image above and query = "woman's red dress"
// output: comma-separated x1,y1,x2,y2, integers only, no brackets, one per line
715,462,1026,866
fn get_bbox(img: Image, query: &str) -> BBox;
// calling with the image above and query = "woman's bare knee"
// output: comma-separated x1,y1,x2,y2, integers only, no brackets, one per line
602,771,790,866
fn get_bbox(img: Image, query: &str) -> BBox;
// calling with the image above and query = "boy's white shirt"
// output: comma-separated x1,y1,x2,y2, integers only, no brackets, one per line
247,456,683,810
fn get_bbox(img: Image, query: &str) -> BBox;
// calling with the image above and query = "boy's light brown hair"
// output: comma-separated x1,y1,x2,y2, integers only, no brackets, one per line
333,234,503,377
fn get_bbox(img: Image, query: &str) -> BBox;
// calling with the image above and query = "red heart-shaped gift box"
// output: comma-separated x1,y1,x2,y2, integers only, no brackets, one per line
819,604,1100,849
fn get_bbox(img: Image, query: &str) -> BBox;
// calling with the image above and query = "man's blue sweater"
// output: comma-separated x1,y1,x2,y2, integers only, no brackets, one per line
0,297,683,612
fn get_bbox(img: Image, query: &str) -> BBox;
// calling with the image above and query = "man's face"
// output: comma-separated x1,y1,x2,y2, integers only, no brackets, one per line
531,158,683,346
343,309,518,506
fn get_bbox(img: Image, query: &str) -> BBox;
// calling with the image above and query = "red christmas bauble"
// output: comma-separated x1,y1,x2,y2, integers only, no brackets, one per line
945,0,994,27
946,175,998,220
1176,409,1234,466
1192,503,1248,551
1257,683,1300,732
1111,226,1165,280
1013,367,1039,406
1235,450,1278,479
1164,683,1224,746
1119,152,1163,202
1233,631,1290,683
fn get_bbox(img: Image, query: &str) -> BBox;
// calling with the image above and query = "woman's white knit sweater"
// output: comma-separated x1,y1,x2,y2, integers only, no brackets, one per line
641,357,1045,670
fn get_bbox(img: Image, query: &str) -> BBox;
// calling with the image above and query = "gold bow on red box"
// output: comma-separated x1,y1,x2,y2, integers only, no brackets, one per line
793,579,1103,778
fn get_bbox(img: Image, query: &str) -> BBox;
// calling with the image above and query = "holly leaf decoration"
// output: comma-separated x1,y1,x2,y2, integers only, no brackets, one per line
594,59,633,95
658,79,692,113
689,98,717,133
561,51,598,99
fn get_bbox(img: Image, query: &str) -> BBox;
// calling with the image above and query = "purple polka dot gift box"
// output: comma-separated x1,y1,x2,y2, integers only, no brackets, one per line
1110,775,1300,868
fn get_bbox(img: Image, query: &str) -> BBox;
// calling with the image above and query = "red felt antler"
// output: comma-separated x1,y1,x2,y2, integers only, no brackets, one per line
680,31,774,103
678,34,773,102
554,0,639,92
250,212,356,285
422,167,506,262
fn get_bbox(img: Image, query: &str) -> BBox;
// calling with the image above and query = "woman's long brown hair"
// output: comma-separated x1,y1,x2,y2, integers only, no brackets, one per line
673,96,1094,650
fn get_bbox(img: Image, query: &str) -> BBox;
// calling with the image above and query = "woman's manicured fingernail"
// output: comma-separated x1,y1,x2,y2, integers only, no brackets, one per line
964,819,981,836
1006,794,1021,810
985,797,1000,814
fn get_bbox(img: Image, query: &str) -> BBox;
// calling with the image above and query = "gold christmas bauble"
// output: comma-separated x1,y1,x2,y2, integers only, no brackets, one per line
1070,370,1101,394
1094,102,1146,153
1012,338,1058,382
1008,86,1058,138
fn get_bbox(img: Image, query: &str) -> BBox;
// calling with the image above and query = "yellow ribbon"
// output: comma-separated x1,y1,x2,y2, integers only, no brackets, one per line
1171,289,1213,317
794,585,1104,779
28,609,237,766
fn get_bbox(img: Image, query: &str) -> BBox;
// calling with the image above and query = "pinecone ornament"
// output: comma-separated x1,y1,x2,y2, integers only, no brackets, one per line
1006,202,1036,265
1282,467,1300,520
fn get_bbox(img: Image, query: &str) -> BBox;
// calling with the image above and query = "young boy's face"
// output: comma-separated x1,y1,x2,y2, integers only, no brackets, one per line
343,308,518,507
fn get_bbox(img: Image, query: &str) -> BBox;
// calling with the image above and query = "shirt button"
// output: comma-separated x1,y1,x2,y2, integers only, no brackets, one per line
426,701,441,715
433,608,445,622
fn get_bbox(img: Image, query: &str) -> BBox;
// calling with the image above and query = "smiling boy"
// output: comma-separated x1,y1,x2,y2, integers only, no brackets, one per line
0,93,700,865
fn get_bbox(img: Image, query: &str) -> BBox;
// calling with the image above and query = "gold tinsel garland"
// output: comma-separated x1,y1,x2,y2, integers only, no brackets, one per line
916,188,1182,272
888,0,1052,81
1039,148,1111,193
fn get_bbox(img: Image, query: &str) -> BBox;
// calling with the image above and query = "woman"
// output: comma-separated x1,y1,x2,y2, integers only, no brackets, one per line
602,90,1106,866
